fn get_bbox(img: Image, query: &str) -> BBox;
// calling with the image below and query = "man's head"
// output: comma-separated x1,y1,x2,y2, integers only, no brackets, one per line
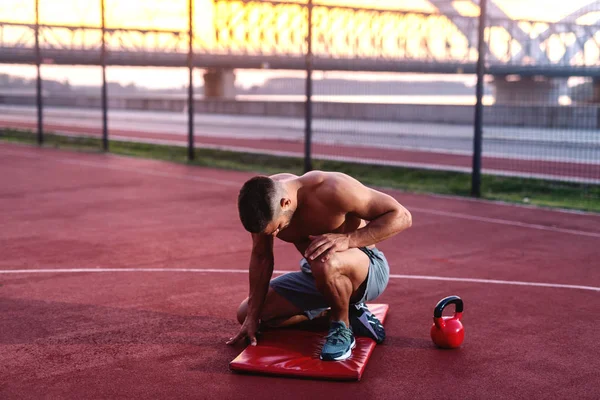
237,176,294,235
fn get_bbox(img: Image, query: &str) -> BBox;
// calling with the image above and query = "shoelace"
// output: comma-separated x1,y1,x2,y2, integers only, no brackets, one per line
325,326,353,345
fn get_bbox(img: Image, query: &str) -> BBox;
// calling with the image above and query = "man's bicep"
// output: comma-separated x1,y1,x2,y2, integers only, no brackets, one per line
355,190,404,221
339,179,403,221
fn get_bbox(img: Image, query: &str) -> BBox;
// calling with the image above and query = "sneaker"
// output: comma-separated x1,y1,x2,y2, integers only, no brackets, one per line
349,303,385,344
320,321,356,361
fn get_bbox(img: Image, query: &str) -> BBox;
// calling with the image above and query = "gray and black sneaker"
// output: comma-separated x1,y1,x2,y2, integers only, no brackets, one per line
349,303,385,344
320,321,356,361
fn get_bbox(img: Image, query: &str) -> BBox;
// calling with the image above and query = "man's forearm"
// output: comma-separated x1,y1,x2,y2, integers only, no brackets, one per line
246,255,274,321
348,208,412,248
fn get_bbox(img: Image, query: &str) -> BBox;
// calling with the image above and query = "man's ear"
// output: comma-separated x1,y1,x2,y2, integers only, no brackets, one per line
280,197,291,209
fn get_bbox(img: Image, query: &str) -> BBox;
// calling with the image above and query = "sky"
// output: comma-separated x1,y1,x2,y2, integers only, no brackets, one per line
0,0,598,89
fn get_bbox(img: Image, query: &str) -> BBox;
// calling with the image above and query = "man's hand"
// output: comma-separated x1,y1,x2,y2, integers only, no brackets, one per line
226,317,260,346
304,233,350,263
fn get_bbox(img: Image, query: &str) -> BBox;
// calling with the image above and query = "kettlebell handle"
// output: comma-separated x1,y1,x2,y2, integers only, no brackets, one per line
433,295,463,319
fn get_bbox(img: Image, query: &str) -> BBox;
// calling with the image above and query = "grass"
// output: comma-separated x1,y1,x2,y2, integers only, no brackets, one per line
2,128,599,213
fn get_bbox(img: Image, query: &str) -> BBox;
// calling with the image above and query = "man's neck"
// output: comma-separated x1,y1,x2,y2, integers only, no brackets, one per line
282,179,302,210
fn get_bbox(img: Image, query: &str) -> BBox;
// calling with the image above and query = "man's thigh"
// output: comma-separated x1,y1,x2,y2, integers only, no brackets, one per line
307,246,390,303
265,248,371,320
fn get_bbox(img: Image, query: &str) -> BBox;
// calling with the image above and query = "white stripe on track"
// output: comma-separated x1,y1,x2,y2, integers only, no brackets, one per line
388,274,600,292
409,207,600,238
1,268,599,292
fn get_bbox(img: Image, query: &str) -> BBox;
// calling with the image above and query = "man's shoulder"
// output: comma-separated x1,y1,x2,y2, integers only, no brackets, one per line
297,170,363,199
303,170,355,183
313,172,360,201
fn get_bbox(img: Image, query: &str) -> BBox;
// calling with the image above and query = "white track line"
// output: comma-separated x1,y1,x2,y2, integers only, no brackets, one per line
1,268,599,292
1,146,599,238
387,274,600,292
409,207,600,238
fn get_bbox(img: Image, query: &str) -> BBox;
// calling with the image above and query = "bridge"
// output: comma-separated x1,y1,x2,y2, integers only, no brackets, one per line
1,0,599,75
1,0,599,184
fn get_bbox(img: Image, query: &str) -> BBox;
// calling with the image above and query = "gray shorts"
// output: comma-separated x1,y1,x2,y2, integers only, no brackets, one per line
270,247,390,320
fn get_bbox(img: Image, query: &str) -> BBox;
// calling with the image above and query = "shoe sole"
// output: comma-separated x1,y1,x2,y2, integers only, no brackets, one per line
320,338,356,361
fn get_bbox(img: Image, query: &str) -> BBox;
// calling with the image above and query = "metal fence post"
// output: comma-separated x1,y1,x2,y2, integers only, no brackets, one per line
35,0,43,145
471,0,487,197
187,0,195,161
101,0,108,151
304,0,313,173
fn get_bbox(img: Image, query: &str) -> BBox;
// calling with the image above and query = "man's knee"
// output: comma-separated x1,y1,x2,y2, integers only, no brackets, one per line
310,254,367,297
236,297,249,325
310,257,343,289
235,289,279,324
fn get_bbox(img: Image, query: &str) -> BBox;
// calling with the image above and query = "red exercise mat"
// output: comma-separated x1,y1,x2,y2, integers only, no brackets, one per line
230,304,389,381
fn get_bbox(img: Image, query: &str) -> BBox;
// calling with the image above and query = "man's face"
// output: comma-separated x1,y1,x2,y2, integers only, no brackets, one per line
263,209,294,237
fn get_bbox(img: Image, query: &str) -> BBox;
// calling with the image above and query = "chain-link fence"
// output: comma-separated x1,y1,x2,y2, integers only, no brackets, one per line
1,0,599,209
482,76,600,182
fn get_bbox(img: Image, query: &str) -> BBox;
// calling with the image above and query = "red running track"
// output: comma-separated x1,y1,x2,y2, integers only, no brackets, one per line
1,142,599,399
2,119,600,182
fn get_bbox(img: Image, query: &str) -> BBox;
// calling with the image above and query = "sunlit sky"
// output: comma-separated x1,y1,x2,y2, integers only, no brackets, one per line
0,0,598,89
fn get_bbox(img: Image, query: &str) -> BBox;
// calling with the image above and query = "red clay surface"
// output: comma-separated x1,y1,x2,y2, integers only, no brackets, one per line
3,119,600,182
1,142,599,399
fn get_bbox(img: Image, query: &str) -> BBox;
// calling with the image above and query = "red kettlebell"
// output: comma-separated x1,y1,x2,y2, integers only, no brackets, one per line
430,295,464,349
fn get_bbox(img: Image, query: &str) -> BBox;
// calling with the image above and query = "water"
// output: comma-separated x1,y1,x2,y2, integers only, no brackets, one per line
236,94,573,106
236,94,495,105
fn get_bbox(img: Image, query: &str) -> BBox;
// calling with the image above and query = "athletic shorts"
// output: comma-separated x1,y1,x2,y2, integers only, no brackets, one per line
270,247,390,320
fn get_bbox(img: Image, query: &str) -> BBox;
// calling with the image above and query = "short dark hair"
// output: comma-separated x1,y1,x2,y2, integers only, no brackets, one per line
237,176,278,233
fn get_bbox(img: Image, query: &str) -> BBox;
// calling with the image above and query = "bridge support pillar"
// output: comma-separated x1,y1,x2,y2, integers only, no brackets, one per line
203,68,236,99
592,77,600,103
492,75,566,104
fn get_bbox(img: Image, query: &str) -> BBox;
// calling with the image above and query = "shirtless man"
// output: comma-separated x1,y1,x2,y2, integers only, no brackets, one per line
227,171,412,361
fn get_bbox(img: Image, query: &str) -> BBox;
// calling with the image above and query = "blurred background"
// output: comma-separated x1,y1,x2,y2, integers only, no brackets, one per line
1,0,599,211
